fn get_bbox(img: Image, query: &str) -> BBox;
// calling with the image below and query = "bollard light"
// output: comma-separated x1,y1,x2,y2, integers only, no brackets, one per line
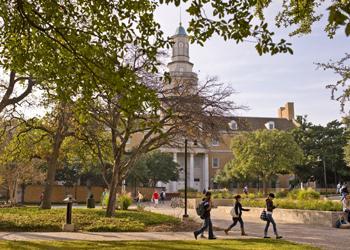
62,195,75,232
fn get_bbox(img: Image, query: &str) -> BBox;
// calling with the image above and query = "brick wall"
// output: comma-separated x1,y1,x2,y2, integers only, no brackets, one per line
23,185,160,203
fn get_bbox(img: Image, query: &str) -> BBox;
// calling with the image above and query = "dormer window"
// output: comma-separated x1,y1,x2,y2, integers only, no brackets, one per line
212,138,219,146
228,120,238,130
265,121,275,130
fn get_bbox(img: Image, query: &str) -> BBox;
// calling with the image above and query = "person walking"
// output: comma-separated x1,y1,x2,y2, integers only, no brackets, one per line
224,195,249,236
194,191,216,240
136,190,143,206
264,193,282,239
160,190,166,204
152,190,159,207
337,182,341,194
101,188,109,209
243,186,248,195
341,184,349,200
39,192,44,207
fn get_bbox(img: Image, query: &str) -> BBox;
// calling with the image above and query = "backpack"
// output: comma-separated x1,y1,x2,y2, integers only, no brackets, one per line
196,201,206,217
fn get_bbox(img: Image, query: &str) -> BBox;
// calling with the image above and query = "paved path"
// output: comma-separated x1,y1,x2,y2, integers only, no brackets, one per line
1,204,348,250
0,231,250,241
145,206,350,250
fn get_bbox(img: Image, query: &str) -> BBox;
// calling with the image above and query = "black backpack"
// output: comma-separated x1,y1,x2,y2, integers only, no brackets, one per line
196,201,206,217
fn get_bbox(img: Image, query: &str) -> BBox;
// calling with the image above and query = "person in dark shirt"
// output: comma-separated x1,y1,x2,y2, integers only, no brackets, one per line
224,195,249,236
194,192,216,240
264,193,282,239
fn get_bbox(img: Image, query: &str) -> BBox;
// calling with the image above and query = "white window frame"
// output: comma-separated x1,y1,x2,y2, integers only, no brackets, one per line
229,120,238,130
265,121,275,130
211,138,220,146
212,158,220,168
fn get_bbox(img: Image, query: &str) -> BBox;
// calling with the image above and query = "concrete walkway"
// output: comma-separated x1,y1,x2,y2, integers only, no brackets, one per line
0,205,347,250
0,231,248,241
145,206,350,250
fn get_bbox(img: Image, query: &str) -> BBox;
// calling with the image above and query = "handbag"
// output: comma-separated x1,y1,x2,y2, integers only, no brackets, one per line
230,207,239,218
260,210,268,221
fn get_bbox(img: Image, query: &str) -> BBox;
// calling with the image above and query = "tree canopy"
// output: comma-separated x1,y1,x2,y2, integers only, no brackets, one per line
226,129,303,193
292,116,350,185
127,151,179,187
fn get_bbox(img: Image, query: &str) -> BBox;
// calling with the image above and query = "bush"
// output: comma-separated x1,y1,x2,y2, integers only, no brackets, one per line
275,190,289,199
178,188,198,192
240,198,341,211
118,195,132,210
287,188,320,200
297,188,320,200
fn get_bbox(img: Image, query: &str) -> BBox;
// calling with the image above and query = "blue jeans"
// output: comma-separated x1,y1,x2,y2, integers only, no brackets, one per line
195,217,214,238
264,213,278,236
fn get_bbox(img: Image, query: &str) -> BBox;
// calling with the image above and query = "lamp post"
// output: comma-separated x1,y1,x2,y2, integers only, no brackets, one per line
317,156,328,196
183,139,189,219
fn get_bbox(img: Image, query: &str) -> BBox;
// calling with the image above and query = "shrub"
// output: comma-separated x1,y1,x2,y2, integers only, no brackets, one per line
287,188,320,200
240,198,341,211
275,190,288,199
178,188,198,192
247,193,256,199
297,188,320,200
118,195,132,210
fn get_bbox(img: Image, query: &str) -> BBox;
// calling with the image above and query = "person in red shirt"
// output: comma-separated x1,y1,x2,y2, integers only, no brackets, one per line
152,190,159,207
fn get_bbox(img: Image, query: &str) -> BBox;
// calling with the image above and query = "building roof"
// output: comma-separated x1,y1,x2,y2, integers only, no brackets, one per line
225,116,296,131
175,24,187,36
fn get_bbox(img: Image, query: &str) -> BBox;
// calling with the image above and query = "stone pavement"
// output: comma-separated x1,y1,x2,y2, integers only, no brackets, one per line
145,206,350,250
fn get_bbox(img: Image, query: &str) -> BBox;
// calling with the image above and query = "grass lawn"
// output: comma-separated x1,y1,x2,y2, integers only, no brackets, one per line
0,240,319,250
0,207,180,232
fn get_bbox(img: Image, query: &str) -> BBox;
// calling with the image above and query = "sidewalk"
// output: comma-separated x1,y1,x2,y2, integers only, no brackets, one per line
145,206,350,250
0,231,250,241
0,205,347,250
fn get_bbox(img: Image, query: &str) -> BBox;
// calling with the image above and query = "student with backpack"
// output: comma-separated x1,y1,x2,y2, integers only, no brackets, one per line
264,193,282,239
224,195,249,236
194,192,216,240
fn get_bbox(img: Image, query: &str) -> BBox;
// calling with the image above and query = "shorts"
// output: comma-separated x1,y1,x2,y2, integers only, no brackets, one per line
154,199,159,204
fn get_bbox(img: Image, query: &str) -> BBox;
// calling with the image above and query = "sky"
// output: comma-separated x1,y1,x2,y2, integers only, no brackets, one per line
155,3,349,125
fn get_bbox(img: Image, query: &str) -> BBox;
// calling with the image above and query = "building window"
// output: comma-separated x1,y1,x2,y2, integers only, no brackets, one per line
211,138,219,146
229,120,238,130
212,158,220,168
179,42,184,55
265,121,275,130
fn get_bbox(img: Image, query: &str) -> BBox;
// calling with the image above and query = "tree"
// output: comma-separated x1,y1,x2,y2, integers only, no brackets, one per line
74,45,238,216
16,101,75,209
228,129,303,194
293,116,350,185
0,124,45,204
0,71,34,114
317,54,350,112
127,151,179,187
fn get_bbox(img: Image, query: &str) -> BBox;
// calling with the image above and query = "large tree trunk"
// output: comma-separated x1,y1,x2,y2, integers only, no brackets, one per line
106,162,120,217
41,120,66,209
41,142,61,209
